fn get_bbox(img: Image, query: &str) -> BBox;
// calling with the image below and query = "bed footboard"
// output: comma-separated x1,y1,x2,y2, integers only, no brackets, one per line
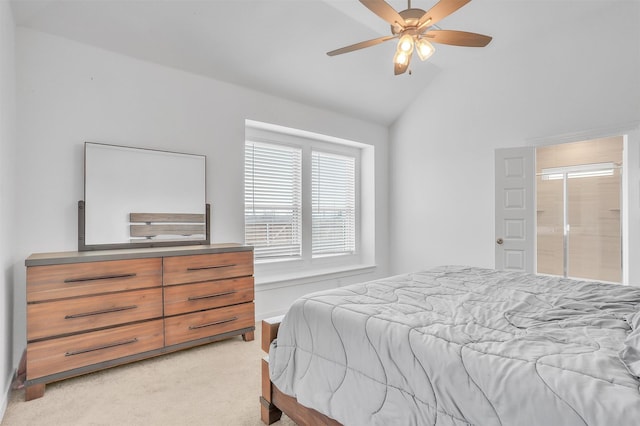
260,316,341,426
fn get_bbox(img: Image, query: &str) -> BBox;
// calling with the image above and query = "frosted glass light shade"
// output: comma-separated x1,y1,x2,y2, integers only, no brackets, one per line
393,50,410,66
416,39,435,61
393,48,411,75
398,34,414,53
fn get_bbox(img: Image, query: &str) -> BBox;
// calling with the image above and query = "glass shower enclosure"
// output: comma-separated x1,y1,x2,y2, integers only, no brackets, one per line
536,137,622,283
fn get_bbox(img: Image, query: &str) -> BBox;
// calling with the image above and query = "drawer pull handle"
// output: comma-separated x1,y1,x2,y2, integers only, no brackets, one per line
188,291,237,301
64,273,137,283
189,316,237,330
64,305,138,319
65,338,139,356
186,264,236,272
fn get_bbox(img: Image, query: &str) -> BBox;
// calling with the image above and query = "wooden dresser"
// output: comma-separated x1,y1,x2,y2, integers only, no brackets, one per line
24,243,254,400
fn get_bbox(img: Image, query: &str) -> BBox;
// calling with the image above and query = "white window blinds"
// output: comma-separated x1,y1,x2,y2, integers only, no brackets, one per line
245,142,302,260
312,151,356,257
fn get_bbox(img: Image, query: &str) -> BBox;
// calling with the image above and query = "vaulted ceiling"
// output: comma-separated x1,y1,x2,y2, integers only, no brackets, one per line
10,0,616,125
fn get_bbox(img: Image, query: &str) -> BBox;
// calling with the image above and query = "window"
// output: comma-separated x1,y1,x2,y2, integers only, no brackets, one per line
244,142,302,260
312,151,355,257
244,124,360,267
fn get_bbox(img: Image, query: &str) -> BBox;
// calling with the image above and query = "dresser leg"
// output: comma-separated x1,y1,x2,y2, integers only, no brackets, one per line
242,330,255,342
25,383,45,401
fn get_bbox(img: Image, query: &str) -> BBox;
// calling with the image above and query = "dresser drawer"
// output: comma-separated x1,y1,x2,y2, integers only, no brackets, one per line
27,258,162,303
164,277,254,317
28,288,163,341
27,319,163,380
164,302,254,346
163,251,253,286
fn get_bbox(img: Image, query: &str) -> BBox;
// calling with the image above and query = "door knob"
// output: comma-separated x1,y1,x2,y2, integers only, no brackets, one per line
496,238,504,245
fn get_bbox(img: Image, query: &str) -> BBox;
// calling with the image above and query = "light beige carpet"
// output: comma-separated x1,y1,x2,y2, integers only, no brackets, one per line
2,322,296,426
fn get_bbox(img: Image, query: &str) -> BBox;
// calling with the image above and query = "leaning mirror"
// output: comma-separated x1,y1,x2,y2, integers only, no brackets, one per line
80,142,208,251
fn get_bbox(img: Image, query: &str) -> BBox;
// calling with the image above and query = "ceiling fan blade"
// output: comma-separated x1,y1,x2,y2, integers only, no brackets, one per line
360,0,406,28
327,35,397,56
424,30,492,47
417,0,471,30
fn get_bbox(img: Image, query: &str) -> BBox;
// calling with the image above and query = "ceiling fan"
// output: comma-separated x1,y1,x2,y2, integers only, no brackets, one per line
327,0,492,75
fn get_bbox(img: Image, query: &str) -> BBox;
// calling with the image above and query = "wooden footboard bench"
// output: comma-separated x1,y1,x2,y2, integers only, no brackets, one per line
260,316,341,425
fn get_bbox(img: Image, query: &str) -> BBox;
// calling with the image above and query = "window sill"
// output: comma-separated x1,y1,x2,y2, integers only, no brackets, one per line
255,264,377,292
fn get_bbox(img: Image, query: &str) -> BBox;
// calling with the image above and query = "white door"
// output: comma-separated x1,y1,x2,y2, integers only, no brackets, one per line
495,147,535,272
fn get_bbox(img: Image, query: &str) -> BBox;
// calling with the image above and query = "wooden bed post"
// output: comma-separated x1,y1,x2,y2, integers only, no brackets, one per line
260,316,283,425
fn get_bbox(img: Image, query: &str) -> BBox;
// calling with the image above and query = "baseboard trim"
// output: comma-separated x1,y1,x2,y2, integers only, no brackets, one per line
0,366,15,423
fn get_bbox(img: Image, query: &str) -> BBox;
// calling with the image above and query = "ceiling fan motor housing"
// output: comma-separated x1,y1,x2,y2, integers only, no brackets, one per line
391,9,427,35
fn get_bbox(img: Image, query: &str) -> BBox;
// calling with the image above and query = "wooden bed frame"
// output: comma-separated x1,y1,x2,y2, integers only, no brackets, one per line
260,316,342,426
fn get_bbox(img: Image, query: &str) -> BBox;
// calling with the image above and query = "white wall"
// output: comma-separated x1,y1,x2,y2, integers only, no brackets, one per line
14,28,389,365
0,0,16,418
390,3,640,281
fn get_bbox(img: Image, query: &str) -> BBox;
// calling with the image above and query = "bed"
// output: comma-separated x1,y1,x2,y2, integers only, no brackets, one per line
260,265,640,425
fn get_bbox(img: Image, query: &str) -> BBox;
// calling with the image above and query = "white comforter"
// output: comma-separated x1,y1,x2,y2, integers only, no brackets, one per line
269,266,640,425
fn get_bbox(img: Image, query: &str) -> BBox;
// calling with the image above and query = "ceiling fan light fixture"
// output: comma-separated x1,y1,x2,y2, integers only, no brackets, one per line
398,34,414,53
393,50,410,67
393,48,412,75
416,38,435,61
